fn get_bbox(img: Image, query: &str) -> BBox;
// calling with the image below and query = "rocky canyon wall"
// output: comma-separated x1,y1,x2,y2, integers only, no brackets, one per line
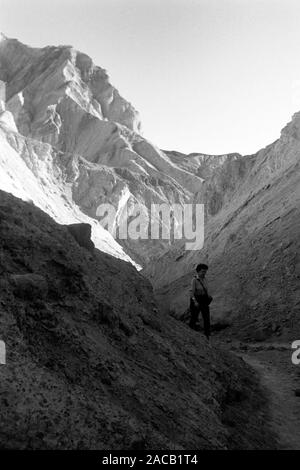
145,119,300,342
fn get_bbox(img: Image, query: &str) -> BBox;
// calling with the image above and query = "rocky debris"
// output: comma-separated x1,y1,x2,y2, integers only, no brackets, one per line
9,273,48,300
65,223,94,252
0,190,278,449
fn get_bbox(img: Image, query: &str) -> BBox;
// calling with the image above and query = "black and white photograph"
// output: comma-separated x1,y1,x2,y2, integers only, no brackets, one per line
0,0,299,456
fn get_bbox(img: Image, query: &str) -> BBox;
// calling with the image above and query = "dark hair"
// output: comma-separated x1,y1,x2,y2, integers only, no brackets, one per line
196,263,208,272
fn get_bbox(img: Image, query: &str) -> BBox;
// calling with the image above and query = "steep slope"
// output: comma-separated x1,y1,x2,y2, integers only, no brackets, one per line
166,150,254,216
0,34,203,264
144,114,300,342
0,190,278,449
0,117,136,265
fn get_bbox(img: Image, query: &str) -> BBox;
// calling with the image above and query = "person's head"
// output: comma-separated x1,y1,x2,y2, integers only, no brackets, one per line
196,263,208,278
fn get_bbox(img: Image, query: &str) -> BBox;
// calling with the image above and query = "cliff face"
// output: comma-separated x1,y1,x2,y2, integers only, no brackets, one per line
0,190,277,449
0,118,137,265
145,116,300,342
0,34,142,134
165,150,255,216
0,35,203,265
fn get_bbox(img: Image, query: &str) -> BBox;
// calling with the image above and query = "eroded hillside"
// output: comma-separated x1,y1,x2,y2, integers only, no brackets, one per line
0,190,278,449
144,115,300,342
0,34,203,265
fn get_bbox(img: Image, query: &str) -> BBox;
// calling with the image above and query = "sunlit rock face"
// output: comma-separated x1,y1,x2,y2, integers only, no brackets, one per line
165,150,254,216
144,116,300,342
0,35,203,265
0,103,136,265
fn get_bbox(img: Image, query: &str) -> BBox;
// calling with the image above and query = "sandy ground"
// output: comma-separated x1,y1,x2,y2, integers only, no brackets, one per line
217,339,300,449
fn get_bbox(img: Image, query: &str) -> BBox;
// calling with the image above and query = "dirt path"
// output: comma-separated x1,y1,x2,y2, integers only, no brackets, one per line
230,343,300,449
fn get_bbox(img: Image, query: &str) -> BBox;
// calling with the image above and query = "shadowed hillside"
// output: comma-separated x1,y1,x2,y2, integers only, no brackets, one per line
0,190,278,449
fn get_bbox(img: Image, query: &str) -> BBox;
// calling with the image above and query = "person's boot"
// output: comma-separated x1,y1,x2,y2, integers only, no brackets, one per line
206,335,213,347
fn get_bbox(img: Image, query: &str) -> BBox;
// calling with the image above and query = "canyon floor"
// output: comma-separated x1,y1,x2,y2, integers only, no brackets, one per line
213,335,300,450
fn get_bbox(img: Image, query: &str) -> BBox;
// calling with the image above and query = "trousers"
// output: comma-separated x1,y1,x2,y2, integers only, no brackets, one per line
189,298,211,339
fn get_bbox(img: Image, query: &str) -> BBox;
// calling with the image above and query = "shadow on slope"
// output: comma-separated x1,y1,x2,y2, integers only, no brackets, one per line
0,190,278,449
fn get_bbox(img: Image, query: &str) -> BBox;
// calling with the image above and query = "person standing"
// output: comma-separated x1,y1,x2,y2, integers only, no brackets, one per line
189,263,213,340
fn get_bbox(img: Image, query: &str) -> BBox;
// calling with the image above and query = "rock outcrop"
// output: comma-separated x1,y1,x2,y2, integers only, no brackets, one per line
65,223,95,252
0,190,278,449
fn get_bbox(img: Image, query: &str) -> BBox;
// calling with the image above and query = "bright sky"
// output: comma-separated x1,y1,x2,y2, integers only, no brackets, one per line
1,0,300,155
